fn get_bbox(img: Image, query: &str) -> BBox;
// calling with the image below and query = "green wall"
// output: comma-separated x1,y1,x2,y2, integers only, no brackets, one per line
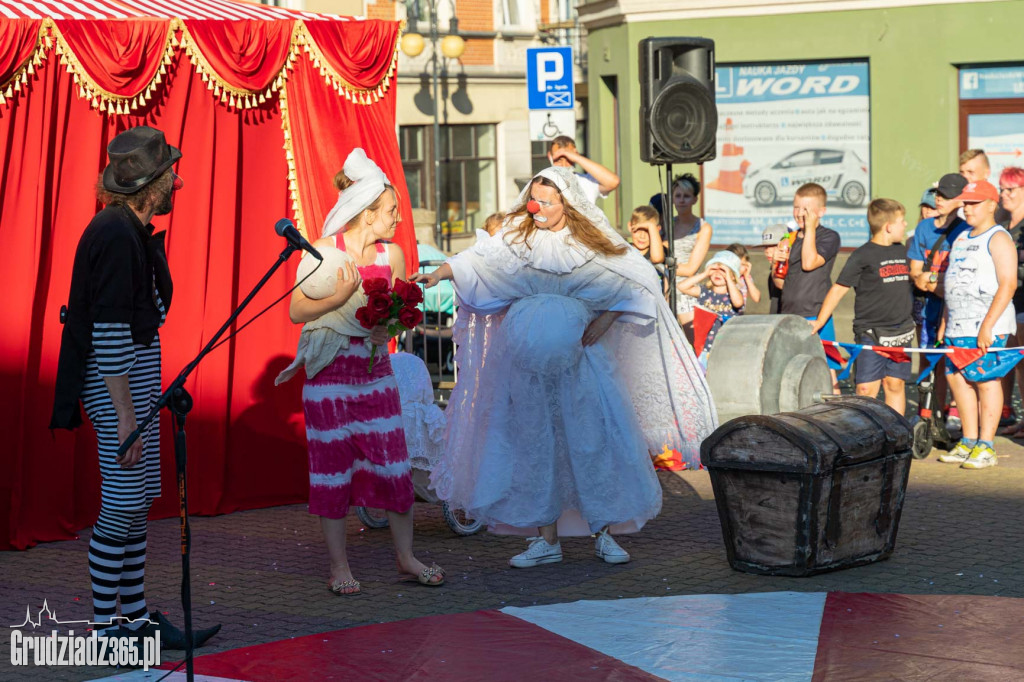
587,1,1022,236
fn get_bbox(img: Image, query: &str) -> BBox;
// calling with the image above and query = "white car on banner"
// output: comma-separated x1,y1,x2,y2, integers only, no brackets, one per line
742,148,869,208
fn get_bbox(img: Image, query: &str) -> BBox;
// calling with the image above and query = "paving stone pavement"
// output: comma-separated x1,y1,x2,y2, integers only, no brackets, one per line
2,439,1022,681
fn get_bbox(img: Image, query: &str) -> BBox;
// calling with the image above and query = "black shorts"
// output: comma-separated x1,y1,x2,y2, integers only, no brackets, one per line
854,334,912,385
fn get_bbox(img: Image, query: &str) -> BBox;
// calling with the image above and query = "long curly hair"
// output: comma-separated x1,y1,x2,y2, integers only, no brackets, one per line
96,169,173,211
505,177,627,258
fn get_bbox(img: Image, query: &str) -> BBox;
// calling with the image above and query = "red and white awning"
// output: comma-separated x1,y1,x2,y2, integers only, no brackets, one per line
0,0,345,22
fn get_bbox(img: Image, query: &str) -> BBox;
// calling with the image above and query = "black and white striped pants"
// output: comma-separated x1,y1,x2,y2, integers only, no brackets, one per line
82,335,163,539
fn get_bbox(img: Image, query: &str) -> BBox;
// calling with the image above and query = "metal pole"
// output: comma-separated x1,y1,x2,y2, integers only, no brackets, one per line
665,163,676,314
431,0,442,250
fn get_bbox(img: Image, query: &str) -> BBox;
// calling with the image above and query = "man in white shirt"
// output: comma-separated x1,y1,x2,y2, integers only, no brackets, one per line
548,135,620,205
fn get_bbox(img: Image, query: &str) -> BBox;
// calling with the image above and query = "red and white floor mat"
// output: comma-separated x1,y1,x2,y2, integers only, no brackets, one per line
101,591,1024,681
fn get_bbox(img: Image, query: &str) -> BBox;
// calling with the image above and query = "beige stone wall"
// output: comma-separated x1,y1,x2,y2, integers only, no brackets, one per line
303,0,364,17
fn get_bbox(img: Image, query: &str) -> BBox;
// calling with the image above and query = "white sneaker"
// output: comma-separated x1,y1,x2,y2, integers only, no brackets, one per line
595,529,630,564
961,444,998,469
938,441,971,464
509,537,562,568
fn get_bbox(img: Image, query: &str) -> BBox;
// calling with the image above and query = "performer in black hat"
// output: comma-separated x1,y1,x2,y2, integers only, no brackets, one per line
51,125,217,652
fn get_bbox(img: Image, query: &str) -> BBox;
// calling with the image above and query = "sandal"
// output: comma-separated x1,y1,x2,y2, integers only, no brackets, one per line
399,563,446,587
328,577,361,596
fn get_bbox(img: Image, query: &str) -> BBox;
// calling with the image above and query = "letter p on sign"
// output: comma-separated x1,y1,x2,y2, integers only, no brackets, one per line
537,54,563,91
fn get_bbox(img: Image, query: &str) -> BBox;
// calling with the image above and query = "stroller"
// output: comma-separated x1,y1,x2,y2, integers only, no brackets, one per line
354,352,483,536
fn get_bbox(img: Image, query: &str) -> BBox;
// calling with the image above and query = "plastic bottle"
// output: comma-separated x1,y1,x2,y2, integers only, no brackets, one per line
773,234,793,279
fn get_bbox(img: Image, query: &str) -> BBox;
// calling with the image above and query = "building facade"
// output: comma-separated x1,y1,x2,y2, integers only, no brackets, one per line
579,0,1024,246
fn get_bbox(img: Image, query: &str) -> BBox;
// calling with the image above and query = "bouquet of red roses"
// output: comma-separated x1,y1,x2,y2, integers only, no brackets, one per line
355,277,425,373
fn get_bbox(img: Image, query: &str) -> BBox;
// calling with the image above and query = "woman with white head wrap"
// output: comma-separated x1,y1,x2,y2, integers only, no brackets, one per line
413,166,717,568
284,148,444,594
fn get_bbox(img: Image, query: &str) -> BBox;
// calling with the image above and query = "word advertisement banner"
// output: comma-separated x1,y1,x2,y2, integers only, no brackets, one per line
703,61,871,247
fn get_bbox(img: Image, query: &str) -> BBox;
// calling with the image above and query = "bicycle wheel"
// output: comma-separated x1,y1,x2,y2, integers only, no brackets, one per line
355,506,390,529
441,501,484,536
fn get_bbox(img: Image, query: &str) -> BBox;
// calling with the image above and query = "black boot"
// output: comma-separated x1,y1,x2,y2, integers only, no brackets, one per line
150,611,221,650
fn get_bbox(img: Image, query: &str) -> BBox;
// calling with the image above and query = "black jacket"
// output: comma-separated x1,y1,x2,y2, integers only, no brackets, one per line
50,204,173,429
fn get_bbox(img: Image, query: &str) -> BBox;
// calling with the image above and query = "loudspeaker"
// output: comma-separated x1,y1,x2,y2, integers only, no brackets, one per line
639,37,717,165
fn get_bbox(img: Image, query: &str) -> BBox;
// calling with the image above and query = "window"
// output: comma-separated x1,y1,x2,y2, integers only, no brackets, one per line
817,150,845,165
959,66,1024,184
405,0,429,28
776,151,816,169
441,124,498,234
399,127,426,209
501,0,532,28
531,129,587,177
531,141,549,176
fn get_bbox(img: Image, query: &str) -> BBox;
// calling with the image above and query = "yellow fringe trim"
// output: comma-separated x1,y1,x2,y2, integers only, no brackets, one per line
49,18,177,115
278,84,308,239
294,22,399,106
0,21,51,108
178,21,302,112
6,18,401,117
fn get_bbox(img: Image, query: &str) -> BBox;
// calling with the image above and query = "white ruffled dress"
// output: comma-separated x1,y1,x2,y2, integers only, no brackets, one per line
432,227,714,536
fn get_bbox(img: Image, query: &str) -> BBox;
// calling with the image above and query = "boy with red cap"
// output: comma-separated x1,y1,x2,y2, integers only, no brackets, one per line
939,180,1017,469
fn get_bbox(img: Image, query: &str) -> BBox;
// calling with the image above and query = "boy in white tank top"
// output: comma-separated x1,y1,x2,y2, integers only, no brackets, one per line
940,180,1017,469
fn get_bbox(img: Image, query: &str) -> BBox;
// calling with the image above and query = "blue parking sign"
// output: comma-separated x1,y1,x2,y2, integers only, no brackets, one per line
527,46,574,110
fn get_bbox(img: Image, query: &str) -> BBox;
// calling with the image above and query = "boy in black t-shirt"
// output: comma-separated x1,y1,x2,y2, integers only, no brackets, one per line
773,183,842,392
810,199,914,415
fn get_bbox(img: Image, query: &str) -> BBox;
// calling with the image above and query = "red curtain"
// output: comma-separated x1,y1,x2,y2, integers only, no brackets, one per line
303,20,396,89
0,19,41,82
0,19,411,550
185,19,295,91
286,49,418,277
55,19,172,96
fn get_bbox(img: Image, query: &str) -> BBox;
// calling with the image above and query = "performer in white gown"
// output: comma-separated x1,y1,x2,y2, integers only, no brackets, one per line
413,167,717,568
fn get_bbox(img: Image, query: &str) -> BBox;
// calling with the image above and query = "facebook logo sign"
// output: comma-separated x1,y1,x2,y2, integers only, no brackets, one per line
527,46,574,110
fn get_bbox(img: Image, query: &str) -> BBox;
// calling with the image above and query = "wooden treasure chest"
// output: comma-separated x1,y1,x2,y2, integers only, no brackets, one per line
699,396,913,576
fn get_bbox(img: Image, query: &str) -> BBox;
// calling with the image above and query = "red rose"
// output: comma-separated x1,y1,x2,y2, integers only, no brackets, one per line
368,291,392,317
392,279,424,306
362,277,390,296
398,306,423,329
401,280,421,303
355,305,376,330
391,279,411,300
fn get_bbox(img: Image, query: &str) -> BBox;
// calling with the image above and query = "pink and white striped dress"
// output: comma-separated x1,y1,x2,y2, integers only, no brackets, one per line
302,240,414,519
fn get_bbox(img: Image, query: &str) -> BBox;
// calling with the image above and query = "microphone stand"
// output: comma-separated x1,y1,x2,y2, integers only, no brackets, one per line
664,162,677,315
118,241,300,682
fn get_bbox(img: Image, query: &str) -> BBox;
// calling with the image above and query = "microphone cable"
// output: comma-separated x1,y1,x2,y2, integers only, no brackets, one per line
203,256,325,356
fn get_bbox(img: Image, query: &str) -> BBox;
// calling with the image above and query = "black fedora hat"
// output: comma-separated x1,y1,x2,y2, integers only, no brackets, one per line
102,126,182,194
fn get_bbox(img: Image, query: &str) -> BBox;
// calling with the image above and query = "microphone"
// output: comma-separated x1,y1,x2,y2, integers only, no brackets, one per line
275,218,323,261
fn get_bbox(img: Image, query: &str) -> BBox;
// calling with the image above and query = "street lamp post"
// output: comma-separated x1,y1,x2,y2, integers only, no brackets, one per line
401,2,464,251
